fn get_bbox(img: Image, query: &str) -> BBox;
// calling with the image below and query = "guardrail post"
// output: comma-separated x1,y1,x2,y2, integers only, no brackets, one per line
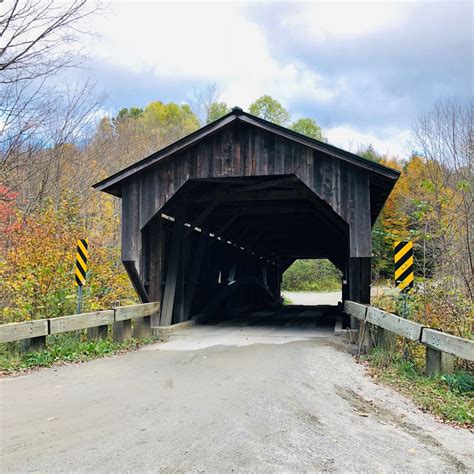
360,321,374,353
20,335,46,353
376,327,396,352
87,325,108,341
133,316,151,339
425,347,454,376
113,320,132,343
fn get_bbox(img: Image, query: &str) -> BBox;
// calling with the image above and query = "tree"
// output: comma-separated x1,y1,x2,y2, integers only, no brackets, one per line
359,145,383,162
0,1,102,211
207,102,231,123
291,118,324,141
115,107,144,122
142,101,199,141
410,98,473,299
0,0,99,82
249,95,291,125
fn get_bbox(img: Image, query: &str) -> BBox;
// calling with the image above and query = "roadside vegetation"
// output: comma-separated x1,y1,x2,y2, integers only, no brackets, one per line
282,259,341,292
361,348,474,428
0,333,159,374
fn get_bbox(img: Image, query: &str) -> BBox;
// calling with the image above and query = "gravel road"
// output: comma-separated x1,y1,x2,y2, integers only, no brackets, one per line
283,290,342,306
1,306,473,472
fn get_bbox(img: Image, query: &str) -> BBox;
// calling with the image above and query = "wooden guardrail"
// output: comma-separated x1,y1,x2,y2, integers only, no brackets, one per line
344,301,474,375
0,302,160,352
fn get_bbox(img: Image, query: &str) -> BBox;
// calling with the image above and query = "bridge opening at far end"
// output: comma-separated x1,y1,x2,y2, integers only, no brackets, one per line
282,259,342,307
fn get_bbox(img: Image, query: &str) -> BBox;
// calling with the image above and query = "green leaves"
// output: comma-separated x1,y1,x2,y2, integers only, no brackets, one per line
249,95,291,125
290,118,324,141
282,259,341,292
207,102,231,123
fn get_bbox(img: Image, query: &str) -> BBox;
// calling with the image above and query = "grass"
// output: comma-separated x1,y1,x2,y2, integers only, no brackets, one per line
0,332,160,374
361,348,474,428
282,296,293,305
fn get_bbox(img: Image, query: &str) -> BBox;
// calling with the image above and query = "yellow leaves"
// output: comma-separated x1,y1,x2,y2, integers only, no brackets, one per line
0,199,136,324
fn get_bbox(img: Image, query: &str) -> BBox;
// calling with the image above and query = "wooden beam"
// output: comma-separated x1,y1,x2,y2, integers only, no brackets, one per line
184,233,207,319
49,311,115,334
123,260,149,303
183,198,222,238
160,209,184,326
0,320,48,343
114,303,160,321
182,189,310,203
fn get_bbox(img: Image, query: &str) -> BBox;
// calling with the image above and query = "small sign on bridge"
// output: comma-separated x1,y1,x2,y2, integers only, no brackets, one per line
394,241,414,292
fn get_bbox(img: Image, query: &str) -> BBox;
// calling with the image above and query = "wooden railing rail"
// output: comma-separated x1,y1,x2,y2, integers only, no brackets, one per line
0,302,160,352
344,301,474,375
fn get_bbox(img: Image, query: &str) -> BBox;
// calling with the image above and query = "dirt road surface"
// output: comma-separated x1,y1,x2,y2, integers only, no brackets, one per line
283,291,342,306
1,305,473,472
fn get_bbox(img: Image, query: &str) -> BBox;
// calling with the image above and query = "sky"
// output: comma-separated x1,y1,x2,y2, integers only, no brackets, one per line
81,0,473,158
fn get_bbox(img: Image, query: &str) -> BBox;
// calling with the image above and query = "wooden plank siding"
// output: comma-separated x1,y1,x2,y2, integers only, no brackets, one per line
129,122,373,248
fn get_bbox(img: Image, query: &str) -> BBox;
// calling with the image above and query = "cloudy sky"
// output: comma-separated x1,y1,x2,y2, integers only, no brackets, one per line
82,1,472,157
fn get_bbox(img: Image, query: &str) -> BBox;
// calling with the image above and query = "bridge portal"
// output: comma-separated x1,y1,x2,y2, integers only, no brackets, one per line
94,108,399,327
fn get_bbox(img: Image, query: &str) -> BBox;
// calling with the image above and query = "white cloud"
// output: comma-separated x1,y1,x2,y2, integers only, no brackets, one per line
326,125,410,158
281,1,410,42
83,1,460,160
86,2,337,108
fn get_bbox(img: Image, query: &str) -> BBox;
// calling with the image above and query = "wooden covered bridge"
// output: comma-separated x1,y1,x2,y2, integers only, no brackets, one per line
94,108,399,328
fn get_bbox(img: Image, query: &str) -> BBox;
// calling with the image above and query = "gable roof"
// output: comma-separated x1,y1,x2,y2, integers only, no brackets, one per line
93,107,400,197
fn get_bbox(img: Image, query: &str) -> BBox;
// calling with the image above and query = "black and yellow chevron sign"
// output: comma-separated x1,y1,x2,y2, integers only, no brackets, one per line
75,239,88,286
394,241,414,292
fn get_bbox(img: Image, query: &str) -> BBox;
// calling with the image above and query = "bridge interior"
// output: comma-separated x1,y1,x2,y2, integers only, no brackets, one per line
93,108,399,328
144,175,348,324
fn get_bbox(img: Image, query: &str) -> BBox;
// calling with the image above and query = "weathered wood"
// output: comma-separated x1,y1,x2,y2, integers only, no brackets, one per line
421,328,474,361
343,301,367,321
183,233,207,319
0,319,48,343
123,260,149,303
87,325,108,341
366,307,422,341
161,210,184,326
147,217,163,327
20,336,46,353
376,327,397,352
94,110,399,319
133,316,152,338
425,347,455,376
49,311,114,335
113,320,132,342
359,321,374,353
114,303,160,322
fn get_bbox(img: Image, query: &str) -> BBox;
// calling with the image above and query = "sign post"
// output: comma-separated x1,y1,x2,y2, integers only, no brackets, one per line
75,238,88,314
394,240,414,319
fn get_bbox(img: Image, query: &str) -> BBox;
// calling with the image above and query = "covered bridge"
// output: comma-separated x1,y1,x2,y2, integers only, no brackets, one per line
94,107,399,328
